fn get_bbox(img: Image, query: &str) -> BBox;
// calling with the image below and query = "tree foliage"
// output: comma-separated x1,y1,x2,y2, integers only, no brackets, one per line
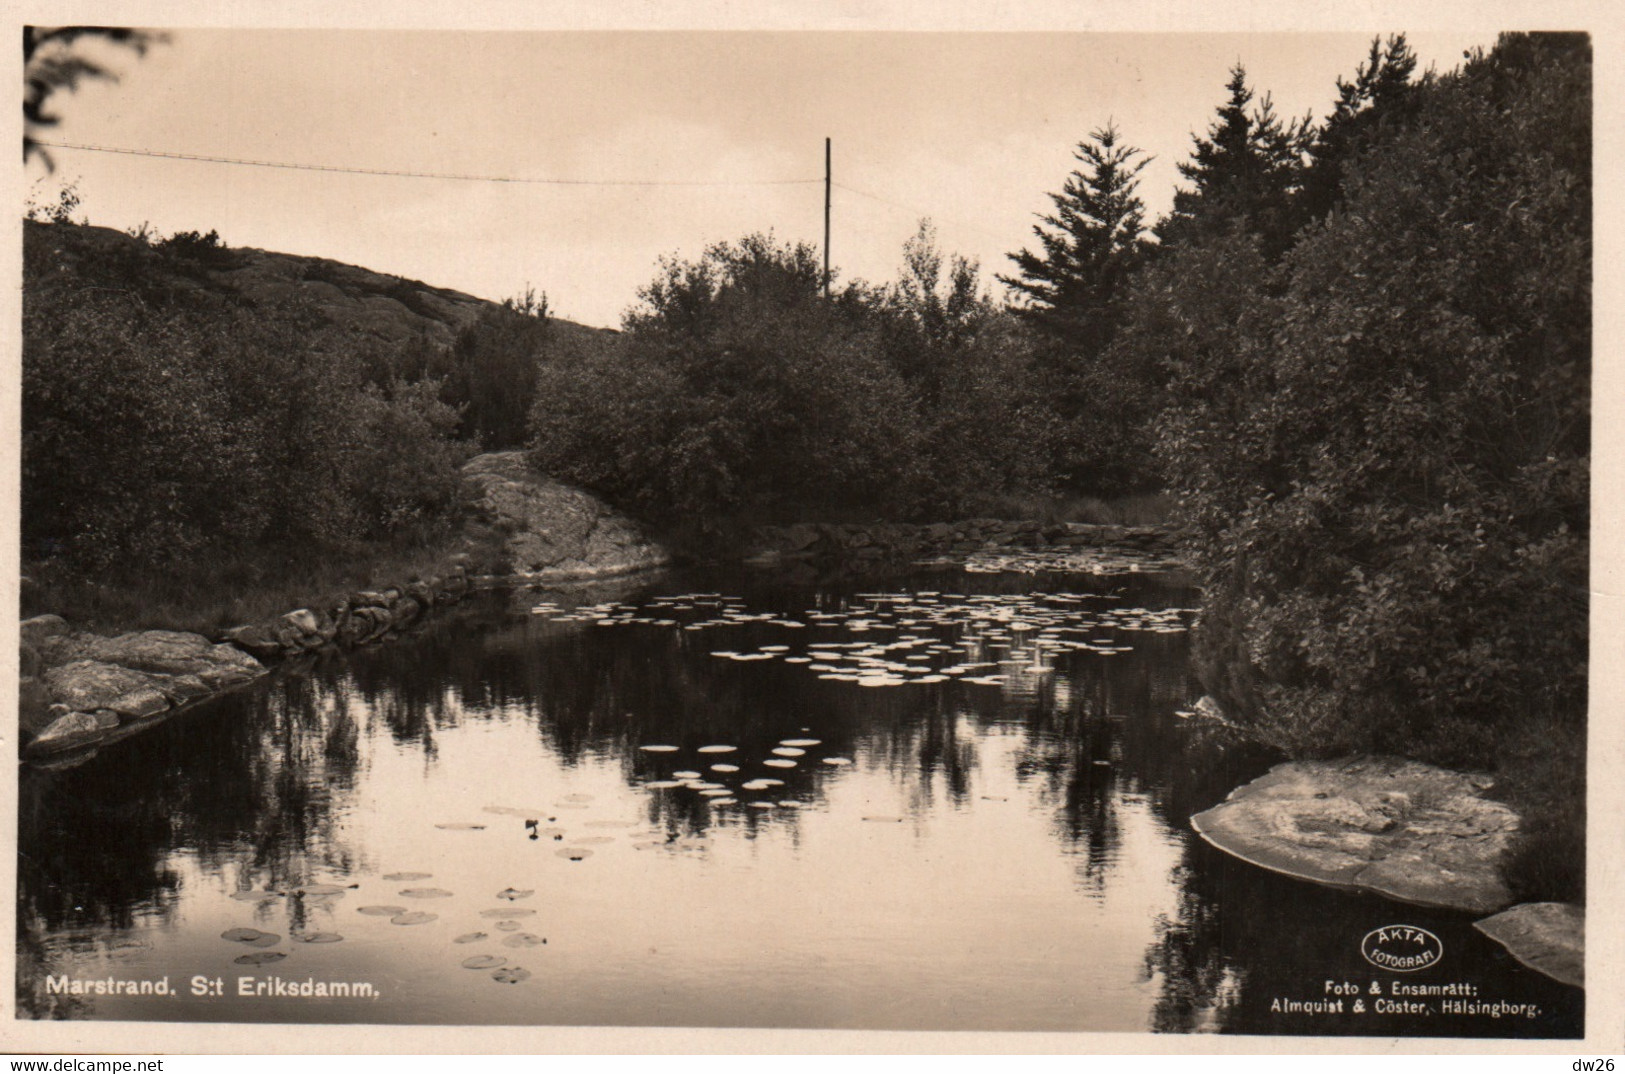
1002,123,1151,348
24,26,164,165
22,221,468,571
1156,64,1312,258
1152,33,1589,770
530,229,1053,529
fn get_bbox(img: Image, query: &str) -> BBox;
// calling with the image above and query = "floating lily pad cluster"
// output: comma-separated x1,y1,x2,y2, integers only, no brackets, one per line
446,885,547,985
953,547,1187,575
532,590,1194,693
634,738,851,812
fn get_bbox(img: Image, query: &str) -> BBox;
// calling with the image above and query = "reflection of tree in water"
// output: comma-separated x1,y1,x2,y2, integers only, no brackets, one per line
1142,855,1238,1033
18,660,366,937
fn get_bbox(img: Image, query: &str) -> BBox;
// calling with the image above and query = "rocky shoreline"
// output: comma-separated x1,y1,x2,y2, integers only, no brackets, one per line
18,561,477,762
1191,757,1584,990
16,451,672,766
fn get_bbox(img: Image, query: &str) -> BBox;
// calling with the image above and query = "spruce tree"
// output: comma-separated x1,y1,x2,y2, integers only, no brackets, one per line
1299,35,1422,223
1156,64,1310,257
1000,122,1150,353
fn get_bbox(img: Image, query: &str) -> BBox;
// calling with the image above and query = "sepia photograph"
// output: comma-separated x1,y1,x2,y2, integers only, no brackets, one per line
7,5,1609,1054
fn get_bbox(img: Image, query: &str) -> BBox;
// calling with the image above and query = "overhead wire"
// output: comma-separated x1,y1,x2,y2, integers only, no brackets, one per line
30,139,824,188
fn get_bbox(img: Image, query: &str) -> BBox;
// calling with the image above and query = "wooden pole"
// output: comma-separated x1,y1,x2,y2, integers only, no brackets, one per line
824,137,831,299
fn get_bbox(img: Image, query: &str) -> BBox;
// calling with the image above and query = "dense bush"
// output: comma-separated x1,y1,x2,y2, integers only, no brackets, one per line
22,221,469,572
1148,34,1589,771
529,231,1053,530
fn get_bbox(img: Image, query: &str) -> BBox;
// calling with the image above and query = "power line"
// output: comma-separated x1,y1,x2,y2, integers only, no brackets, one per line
31,139,824,188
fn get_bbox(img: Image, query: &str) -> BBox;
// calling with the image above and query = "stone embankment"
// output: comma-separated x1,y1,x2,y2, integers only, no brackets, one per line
1191,756,1584,989
18,564,476,762
17,454,670,764
744,519,1182,564
20,617,267,759
217,563,474,661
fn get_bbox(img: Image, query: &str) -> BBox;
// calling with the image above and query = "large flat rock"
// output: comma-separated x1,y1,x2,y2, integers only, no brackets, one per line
24,628,268,759
1474,902,1584,988
462,451,670,580
1191,757,1518,914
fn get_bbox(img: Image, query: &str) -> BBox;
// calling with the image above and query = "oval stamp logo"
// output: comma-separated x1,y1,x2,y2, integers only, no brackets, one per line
1361,925,1444,972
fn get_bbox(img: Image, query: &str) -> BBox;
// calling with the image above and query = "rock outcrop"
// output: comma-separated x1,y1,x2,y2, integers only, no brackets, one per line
1190,757,1520,914
21,627,267,758
1474,902,1584,989
461,452,670,581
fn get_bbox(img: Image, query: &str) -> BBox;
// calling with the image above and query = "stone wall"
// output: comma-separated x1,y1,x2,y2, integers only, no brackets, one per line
18,561,475,762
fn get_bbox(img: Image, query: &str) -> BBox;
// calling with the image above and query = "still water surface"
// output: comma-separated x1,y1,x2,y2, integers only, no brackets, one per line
17,564,1582,1034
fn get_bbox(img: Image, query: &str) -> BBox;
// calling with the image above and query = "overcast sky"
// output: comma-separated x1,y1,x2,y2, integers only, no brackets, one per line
27,29,1498,328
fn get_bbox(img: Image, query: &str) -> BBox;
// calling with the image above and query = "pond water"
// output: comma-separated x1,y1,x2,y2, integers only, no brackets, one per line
16,562,1582,1036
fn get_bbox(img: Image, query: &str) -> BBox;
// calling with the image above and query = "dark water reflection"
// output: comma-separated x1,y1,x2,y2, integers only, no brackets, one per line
16,565,1581,1035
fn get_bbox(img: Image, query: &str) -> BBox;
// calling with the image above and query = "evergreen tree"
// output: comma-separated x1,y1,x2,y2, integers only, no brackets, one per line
1299,35,1423,223
1156,64,1310,257
1000,123,1150,352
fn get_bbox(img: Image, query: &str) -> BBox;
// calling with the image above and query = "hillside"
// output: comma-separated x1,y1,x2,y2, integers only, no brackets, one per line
23,220,617,352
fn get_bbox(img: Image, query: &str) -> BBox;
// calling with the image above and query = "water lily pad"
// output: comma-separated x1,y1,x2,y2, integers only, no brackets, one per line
643,780,684,790
672,770,702,779
863,815,905,823
771,747,805,757
234,951,286,966
496,888,534,900
708,798,738,806
228,890,283,902
400,887,454,898
748,802,776,809
697,745,737,754
777,801,802,808
462,955,507,969
763,759,797,769
495,920,522,931
502,932,547,948
480,907,537,918
382,871,433,882
557,848,592,861
295,883,348,896
294,932,344,944
697,789,732,798
492,967,532,984
638,745,679,752
780,739,821,747
435,822,487,830
709,764,740,773
221,927,272,944
390,911,438,926
357,905,407,916
821,757,853,766
453,932,488,944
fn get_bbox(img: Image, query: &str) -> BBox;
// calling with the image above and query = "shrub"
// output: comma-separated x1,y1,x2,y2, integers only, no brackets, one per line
1150,34,1589,771
22,221,471,572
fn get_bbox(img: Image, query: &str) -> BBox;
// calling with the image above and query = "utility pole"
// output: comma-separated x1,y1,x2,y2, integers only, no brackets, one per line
823,137,832,299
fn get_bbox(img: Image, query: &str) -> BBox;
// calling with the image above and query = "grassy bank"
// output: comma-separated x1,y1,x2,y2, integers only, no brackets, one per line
20,520,500,638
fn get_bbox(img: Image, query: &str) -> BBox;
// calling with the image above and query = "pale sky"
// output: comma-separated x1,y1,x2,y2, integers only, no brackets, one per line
27,30,1498,328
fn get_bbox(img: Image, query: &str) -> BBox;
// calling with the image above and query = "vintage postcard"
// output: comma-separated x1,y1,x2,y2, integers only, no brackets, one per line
5,0,1619,1056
